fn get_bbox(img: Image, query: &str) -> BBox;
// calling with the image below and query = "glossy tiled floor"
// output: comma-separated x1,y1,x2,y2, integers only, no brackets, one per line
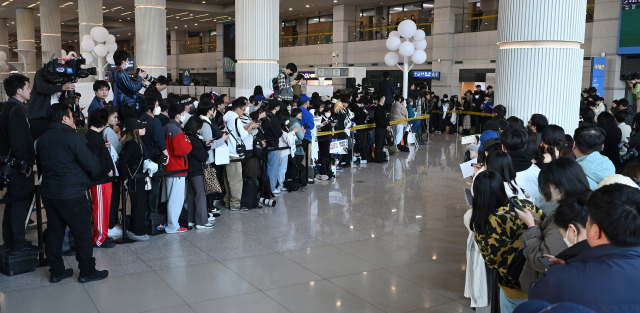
0,134,474,313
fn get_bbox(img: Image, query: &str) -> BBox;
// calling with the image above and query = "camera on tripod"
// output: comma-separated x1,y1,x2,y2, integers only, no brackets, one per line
43,56,97,106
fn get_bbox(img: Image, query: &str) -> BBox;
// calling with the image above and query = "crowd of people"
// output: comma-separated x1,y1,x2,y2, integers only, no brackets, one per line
462,88,640,313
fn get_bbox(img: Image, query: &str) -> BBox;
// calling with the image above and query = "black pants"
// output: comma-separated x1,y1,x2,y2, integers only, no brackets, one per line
109,181,121,228
43,196,96,276
374,128,386,162
2,169,34,251
355,130,370,160
128,178,148,236
29,117,48,141
147,176,162,213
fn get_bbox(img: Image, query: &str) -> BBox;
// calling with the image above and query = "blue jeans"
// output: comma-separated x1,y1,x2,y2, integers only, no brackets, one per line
500,289,527,313
278,155,288,187
267,150,280,192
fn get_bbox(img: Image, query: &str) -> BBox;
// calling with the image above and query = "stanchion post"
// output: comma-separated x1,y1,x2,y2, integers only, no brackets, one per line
456,110,460,140
116,182,135,244
34,186,46,266
426,115,431,143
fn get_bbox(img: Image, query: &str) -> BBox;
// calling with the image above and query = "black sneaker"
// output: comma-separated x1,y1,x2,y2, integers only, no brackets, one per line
241,206,249,211
78,270,109,283
94,240,116,248
50,268,74,283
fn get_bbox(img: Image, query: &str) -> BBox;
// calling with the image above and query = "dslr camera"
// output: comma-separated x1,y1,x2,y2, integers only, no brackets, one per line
135,68,157,84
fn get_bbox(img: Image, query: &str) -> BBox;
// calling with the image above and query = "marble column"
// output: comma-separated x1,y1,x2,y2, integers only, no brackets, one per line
40,0,62,63
430,0,465,96
135,0,168,91
0,18,9,79
495,0,586,133
332,4,357,90
16,9,36,80
235,0,279,97
169,30,186,82
78,0,103,43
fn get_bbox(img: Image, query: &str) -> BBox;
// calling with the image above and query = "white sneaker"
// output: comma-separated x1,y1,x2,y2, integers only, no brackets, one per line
188,222,195,227
108,225,123,237
127,231,150,241
208,216,216,222
195,224,214,229
360,160,367,164
210,208,220,214
273,189,281,194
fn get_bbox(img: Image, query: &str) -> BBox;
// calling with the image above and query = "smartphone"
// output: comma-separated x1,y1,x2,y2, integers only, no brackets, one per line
464,188,473,206
538,256,554,269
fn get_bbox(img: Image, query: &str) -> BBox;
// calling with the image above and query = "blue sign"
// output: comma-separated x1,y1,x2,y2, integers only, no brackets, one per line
183,69,191,86
590,57,606,97
413,71,440,79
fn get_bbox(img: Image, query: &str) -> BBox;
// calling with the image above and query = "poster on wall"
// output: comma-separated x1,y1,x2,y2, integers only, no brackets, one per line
590,57,606,97
223,22,236,72
618,0,640,54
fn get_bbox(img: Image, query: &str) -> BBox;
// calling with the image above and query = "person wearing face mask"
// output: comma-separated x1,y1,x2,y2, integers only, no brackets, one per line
162,101,193,233
515,158,590,294
277,63,299,102
553,196,590,258
139,97,169,216
473,85,485,133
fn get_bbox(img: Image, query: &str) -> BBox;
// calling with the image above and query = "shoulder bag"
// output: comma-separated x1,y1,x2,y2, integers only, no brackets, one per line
202,163,221,195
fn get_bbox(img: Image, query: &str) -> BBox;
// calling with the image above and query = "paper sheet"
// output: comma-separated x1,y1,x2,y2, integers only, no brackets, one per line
460,158,478,179
461,135,479,145
466,144,479,152
214,145,230,165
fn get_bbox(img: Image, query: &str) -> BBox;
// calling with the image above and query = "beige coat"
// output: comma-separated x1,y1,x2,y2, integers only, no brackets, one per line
390,101,408,124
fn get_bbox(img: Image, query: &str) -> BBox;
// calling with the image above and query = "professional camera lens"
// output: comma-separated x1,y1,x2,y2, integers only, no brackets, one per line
259,198,276,207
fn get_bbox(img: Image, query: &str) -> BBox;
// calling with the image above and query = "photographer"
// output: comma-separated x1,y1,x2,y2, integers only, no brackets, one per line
143,75,169,105
627,76,640,113
0,74,37,255
110,50,147,121
37,103,108,283
28,66,75,140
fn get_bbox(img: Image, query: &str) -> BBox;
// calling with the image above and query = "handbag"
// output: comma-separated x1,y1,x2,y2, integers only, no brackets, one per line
227,119,246,158
202,163,222,195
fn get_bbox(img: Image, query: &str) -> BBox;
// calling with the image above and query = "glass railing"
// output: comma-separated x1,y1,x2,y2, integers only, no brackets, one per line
454,10,498,33
348,19,433,42
169,43,217,55
280,31,333,47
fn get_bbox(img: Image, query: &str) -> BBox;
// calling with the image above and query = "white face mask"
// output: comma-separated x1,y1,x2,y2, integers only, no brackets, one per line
563,226,577,248
287,105,292,112
179,113,187,124
153,106,161,115
244,106,250,114
475,95,479,99
324,112,331,117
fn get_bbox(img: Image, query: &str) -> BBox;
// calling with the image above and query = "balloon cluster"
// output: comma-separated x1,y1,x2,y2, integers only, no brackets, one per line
80,26,117,65
384,20,428,66
0,51,9,72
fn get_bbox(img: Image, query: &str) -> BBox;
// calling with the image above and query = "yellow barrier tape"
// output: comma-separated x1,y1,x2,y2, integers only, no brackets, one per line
467,14,498,21
317,114,430,137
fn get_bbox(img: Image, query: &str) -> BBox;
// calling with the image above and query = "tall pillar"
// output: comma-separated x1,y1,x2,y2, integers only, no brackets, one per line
431,0,464,96
135,0,168,89
216,22,231,87
332,4,357,90
0,18,9,79
40,0,62,63
235,0,279,96
589,0,625,103
16,9,36,81
169,30,186,82
495,0,586,133
78,0,103,43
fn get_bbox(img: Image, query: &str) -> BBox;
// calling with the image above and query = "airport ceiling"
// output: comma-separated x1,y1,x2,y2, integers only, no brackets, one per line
0,0,412,46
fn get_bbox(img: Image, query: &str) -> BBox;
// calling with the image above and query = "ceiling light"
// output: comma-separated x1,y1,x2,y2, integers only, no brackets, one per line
117,34,120,36
194,23,197,25
288,7,292,10
174,26,177,28
184,25,187,27
202,1,205,3
27,2,39,8
305,4,309,7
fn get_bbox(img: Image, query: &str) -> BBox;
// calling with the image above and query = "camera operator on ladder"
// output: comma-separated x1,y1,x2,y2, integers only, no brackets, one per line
28,63,75,140
111,50,147,121
0,74,38,256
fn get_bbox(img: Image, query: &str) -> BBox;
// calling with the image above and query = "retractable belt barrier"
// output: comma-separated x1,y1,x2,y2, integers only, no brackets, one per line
317,114,430,137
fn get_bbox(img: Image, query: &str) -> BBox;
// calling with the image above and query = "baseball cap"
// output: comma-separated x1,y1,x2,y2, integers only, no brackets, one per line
255,95,267,102
123,118,146,132
299,94,311,104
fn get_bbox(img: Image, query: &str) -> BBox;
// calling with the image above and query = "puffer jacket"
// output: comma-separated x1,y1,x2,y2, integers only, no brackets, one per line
390,101,408,123
110,68,143,108
518,210,567,294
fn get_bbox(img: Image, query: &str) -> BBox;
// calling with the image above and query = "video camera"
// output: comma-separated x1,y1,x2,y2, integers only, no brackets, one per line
621,72,640,81
135,68,157,84
43,56,97,106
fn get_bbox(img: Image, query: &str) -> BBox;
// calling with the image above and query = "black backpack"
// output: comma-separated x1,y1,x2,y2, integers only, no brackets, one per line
241,177,260,209
272,76,280,99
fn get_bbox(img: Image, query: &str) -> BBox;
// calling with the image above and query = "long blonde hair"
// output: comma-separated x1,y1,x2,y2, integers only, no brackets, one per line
333,100,344,114
122,129,143,147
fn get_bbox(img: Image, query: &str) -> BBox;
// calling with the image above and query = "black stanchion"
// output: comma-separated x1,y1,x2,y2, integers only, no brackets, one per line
34,187,47,266
115,182,136,244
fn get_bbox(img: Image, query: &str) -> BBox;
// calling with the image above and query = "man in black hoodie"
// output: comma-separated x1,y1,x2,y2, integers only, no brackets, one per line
374,96,390,163
85,108,117,248
37,103,108,283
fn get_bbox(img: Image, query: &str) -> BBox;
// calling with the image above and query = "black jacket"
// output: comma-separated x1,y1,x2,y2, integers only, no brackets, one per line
263,113,283,149
156,113,170,127
37,122,100,199
27,68,63,119
85,129,116,185
599,124,622,170
374,105,389,129
186,133,210,178
0,99,35,165
378,79,395,106
110,68,143,108
118,141,144,179
144,84,163,105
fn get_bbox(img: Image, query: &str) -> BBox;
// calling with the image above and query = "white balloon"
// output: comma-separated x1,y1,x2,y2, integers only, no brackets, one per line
106,42,117,53
106,34,116,44
91,26,109,43
385,36,401,51
413,39,427,51
413,29,426,41
60,49,67,58
412,50,427,65
0,51,6,61
384,52,399,67
81,38,95,53
398,20,417,38
389,31,400,38
106,52,115,64
81,53,93,64
94,44,108,57
82,35,92,43
398,41,415,57
67,51,78,58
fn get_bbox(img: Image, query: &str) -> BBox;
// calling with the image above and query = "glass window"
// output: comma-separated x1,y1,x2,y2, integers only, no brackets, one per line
360,9,375,17
404,2,422,11
282,20,296,27
307,17,320,24
390,6,403,13
319,15,333,22
423,1,434,9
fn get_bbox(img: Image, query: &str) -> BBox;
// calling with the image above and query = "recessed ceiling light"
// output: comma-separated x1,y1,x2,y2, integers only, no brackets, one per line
117,34,120,36
305,4,309,7
174,26,177,28
288,7,292,10
194,23,197,25
127,17,130,20
184,25,187,27
202,1,205,3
